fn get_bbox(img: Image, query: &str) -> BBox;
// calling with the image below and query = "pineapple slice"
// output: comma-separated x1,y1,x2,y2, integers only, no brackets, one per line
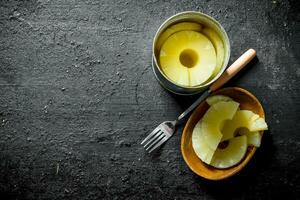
192,120,215,164
222,110,259,141
156,22,202,52
201,101,239,150
250,118,268,131
206,95,233,106
221,110,264,141
159,30,216,87
210,135,247,169
159,56,190,86
191,95,267,169
239,128,262,147
202,28,225,78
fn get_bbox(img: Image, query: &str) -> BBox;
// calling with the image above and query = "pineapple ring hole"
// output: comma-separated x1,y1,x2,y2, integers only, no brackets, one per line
234,128,244,137
179,49,198,68
217,140,229,149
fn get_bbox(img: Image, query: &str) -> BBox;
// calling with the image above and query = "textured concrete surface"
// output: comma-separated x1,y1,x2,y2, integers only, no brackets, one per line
0,0,299,199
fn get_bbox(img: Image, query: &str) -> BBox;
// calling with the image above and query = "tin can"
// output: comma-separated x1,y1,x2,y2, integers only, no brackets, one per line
152,11,230,95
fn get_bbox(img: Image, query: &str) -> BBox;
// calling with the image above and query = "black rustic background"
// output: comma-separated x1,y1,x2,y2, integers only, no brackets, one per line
0,0,299,199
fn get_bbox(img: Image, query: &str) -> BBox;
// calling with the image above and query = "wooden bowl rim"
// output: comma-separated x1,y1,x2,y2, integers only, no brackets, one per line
180,87,265,180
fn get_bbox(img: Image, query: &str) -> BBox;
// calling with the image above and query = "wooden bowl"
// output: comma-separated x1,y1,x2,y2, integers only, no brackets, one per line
181,87,265,180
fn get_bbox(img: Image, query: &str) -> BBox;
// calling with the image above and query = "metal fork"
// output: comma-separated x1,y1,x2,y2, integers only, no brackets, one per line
141,49,257,153
141,91,210,153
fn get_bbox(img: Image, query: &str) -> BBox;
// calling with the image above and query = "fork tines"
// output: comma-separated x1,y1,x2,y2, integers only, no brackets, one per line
141,128,168,153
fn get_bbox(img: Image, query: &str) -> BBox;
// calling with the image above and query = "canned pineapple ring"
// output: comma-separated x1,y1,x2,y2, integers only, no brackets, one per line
152,11,230,95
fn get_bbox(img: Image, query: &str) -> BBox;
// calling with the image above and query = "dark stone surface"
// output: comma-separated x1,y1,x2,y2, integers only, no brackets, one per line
0,0,299,199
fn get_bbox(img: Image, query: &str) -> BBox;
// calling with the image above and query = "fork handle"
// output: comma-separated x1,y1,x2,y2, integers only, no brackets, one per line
210,49,256,91
176,49,256,124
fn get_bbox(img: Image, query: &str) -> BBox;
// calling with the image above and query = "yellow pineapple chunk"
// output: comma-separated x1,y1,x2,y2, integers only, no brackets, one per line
192,120,215,164
221,110,263,141
206,95,233,106
239,128,262,147
210,135,247,169
250,118,268,131
156,22,202,52
159,30,216,87
201,101,239,150
202,28,225,78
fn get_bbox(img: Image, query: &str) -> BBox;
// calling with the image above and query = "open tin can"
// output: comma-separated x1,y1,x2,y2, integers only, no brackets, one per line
152,11,230,95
